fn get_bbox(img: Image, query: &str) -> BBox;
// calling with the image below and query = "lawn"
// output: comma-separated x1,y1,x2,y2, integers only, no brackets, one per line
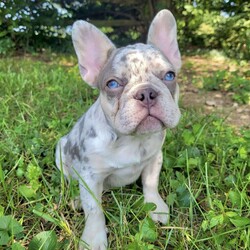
0,53,249,250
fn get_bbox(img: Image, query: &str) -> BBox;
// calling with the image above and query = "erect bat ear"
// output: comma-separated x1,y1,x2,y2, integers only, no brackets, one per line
147,9,181,71
72,21,116,87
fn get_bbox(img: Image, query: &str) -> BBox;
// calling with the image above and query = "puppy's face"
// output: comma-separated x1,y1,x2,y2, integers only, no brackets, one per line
98,44,180,134
72,10,182,135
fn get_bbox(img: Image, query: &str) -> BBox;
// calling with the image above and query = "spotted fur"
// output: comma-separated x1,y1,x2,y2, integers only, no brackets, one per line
55,9,181,250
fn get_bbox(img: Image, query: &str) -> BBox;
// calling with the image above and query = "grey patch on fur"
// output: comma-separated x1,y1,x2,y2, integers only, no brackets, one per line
86,127,97,138
70,143,81,160
63,139,81,160
83,166,95,180
64,138,72,155
110,132,117,142
120,54,127,62
140,147,147,157
83,156,89,163
132,58,140,64
80,139,86,152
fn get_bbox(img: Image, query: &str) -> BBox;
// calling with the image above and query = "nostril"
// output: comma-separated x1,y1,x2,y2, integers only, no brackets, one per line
134,88,158,106
139,93,145,101
149,90,157,100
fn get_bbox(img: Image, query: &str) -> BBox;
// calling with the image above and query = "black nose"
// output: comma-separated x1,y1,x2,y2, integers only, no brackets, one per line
134,88,158,107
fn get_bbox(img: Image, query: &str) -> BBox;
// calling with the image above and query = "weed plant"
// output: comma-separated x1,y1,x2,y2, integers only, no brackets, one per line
0,55,249,249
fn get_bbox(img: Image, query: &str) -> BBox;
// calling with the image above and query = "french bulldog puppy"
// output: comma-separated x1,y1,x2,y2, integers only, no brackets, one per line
56,9,181,250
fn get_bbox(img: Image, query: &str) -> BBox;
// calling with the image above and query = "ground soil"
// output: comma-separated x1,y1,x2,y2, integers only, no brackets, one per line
179,55,250,129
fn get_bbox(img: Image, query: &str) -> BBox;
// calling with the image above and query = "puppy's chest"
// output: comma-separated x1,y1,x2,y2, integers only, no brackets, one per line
101,135,163,168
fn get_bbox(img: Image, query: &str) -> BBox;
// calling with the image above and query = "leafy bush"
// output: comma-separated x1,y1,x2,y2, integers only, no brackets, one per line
178,2,250,60
0,38,15,55
218,16,250,60
0,1,249,59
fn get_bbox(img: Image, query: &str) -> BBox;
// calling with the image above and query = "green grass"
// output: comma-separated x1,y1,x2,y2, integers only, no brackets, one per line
201,69,250,104
0,54,249,250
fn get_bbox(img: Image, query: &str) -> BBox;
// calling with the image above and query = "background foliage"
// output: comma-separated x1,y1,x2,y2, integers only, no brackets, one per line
0,0,249,59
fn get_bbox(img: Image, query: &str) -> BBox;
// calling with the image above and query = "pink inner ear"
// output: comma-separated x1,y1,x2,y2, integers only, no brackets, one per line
76,29,105,84
72,20,115,87
159,33,181,70
147,10,182,71
152,27,181,71
78,38,103,84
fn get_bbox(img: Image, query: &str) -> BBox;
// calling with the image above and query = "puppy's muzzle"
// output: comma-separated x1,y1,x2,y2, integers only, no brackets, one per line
134,88,158,109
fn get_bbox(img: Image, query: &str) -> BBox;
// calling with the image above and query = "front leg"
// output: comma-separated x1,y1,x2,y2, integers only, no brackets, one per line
79,172,107,250
142,151,169,224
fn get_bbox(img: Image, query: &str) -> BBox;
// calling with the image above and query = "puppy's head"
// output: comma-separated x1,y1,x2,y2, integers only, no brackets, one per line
72,10,181,135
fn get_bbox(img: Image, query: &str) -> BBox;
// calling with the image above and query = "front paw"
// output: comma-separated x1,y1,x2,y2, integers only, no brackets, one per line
146,195,169,224
79,225,107,250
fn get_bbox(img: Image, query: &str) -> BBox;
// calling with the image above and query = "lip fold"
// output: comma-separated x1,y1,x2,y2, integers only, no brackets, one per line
136,114,164,134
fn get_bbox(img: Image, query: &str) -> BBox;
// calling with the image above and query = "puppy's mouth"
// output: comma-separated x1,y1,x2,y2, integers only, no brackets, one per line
136,114,164,134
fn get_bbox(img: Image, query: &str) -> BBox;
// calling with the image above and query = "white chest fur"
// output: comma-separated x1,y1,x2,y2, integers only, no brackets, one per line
100,133,164,188
102,133,164,168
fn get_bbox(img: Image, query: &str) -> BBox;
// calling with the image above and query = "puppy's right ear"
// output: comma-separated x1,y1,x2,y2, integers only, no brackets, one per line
147,10,181,72
72,21,116,87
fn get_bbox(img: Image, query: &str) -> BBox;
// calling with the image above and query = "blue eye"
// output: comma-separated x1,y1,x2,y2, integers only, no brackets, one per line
107,80,120,89
164,71,175,81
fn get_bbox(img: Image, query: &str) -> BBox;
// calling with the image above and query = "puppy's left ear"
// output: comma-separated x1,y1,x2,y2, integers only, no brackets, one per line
147,9,181,71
